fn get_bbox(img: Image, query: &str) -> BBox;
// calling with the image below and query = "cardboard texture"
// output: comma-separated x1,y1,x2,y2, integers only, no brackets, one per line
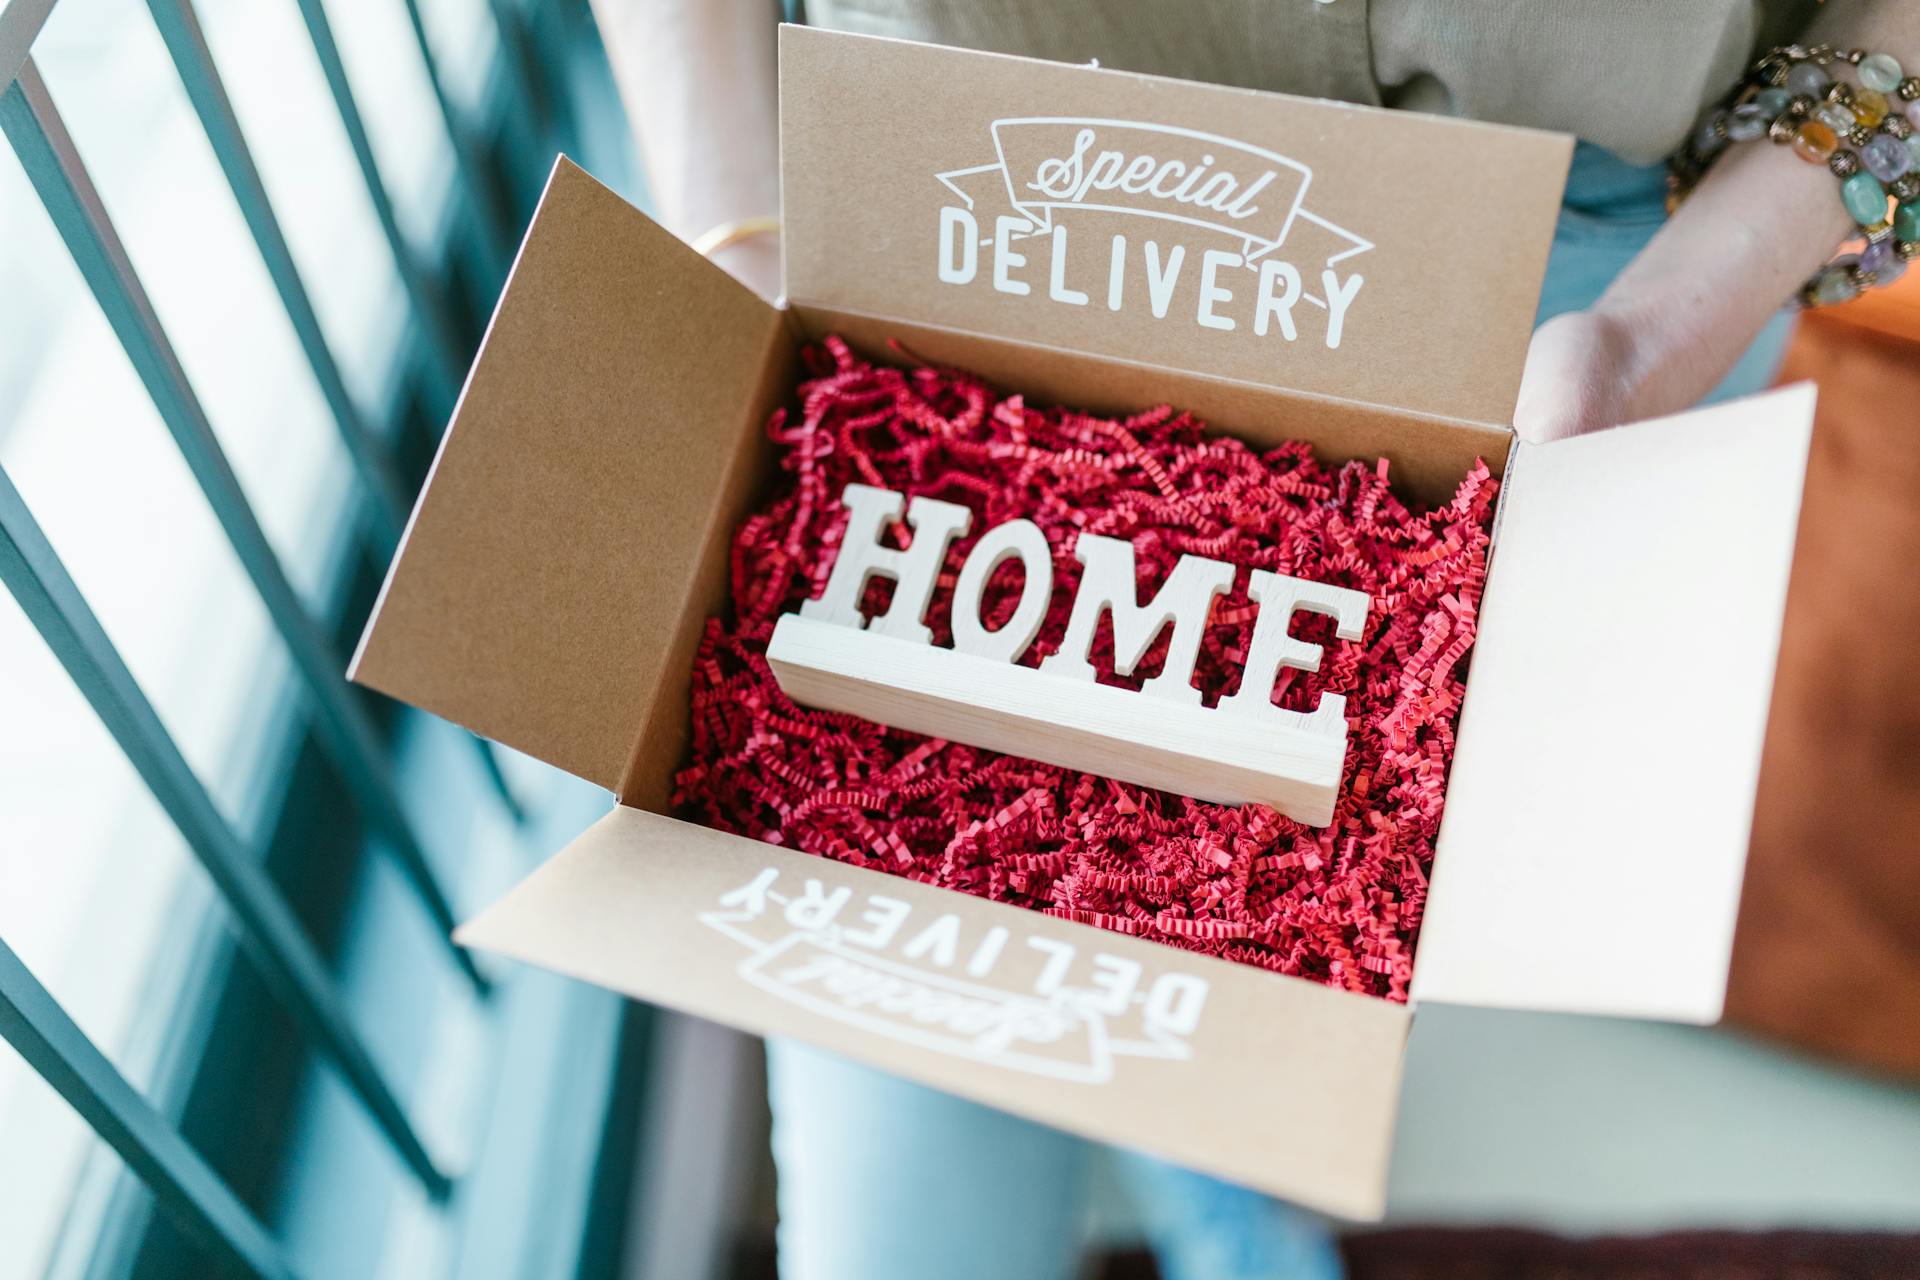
351,29,1822,1219
457,805,1409,1220
350,161,786,791
779,26,1571,429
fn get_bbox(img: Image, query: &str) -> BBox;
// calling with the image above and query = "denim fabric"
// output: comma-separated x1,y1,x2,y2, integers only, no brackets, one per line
765,142,1793,1280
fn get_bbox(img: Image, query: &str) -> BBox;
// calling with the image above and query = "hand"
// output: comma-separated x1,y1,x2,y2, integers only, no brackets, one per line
1511,309,1640,445
1512,82,1857,449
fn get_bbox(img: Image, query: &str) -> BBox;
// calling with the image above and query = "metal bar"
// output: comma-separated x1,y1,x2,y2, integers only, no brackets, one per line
0,61,487,992
0,0,57,96
486,0,566,152
0,465,450,1197
469,736,526,825
399,0,513,280
514,0,585,154
291,0,467,406
151,0,526,823
0,938,297,1280
472,0,552,213
144,0,410,552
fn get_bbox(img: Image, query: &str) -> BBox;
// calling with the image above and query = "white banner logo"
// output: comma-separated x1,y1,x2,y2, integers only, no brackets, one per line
934,117,1371,345
701,867,1208,1084
944,117,1367,265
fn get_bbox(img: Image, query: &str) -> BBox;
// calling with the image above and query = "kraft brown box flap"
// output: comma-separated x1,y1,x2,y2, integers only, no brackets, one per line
351,159,787,790
458,804,1414,1221
780,26,1572,430
1412,384,1816,1025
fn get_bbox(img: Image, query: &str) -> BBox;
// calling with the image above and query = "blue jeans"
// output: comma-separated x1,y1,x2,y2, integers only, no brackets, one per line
765,143,1794,1280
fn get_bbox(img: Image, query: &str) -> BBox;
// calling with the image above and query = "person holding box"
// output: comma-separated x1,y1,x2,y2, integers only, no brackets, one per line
591,2,1920,1277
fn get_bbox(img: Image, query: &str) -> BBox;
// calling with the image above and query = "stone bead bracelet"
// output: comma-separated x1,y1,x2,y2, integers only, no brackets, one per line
1671,42,1920,307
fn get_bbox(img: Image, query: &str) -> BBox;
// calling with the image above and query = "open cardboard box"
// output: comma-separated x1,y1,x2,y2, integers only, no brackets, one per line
350,28,1814,1220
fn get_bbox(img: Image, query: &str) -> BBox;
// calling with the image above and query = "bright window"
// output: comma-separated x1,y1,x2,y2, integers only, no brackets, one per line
0,0,471,1269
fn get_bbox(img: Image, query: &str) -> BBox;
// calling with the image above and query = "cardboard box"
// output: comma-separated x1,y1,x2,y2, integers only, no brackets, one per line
351,28,1815,1220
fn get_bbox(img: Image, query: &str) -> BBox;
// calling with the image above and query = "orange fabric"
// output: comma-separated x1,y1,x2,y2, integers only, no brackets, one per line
1723,312,1920,1081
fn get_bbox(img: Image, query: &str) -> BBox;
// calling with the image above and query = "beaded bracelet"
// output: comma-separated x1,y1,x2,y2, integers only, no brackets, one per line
1671,43,1920,307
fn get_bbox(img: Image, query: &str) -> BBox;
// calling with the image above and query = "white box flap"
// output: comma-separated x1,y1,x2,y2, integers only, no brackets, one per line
1411,384,1816,1023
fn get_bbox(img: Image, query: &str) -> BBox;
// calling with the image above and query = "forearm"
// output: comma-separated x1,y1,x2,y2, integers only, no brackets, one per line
1591,1,1920,419
590,0,782,289
1584,128,1849,421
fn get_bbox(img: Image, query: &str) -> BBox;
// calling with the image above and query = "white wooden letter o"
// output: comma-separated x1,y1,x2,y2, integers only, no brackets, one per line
950,519,1052,663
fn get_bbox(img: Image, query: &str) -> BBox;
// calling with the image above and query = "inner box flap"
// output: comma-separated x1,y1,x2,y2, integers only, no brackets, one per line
351,160,787,789
1412,384,1817,1024
779,26,1572,430
458,804,1414,1220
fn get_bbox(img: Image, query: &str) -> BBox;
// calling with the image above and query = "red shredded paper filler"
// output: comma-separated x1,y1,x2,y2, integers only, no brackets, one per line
676,337,1497,1002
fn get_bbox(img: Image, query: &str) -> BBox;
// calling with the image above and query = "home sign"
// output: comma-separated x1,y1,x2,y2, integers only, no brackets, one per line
766,483,1370,826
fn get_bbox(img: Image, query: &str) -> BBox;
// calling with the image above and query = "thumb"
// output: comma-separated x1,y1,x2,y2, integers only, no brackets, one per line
1513,310,1635,445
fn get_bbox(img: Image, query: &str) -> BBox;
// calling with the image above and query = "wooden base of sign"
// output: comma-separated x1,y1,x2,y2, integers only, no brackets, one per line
767,615,1346,826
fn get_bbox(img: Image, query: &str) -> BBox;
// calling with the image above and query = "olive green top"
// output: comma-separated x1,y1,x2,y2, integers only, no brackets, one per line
802,0,1822,164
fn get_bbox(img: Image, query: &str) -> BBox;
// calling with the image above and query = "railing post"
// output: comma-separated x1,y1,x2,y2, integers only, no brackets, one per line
0,60,489,992
0,939,300,1280
0,463,451,1197
289,0,472,412
143,0,412,553
400,0,515,282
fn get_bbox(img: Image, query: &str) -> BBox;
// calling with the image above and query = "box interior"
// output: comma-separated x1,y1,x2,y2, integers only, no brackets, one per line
614,296,1818,1030
615,294,1518,851
789,306,1515,507
347,158,1487,1218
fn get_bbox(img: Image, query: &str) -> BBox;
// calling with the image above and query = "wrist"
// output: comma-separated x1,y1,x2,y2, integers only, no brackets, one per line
1571,302,1657,412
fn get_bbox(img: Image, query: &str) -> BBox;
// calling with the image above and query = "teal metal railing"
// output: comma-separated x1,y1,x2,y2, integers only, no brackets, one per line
143,0,415,546
0,1,635,1274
